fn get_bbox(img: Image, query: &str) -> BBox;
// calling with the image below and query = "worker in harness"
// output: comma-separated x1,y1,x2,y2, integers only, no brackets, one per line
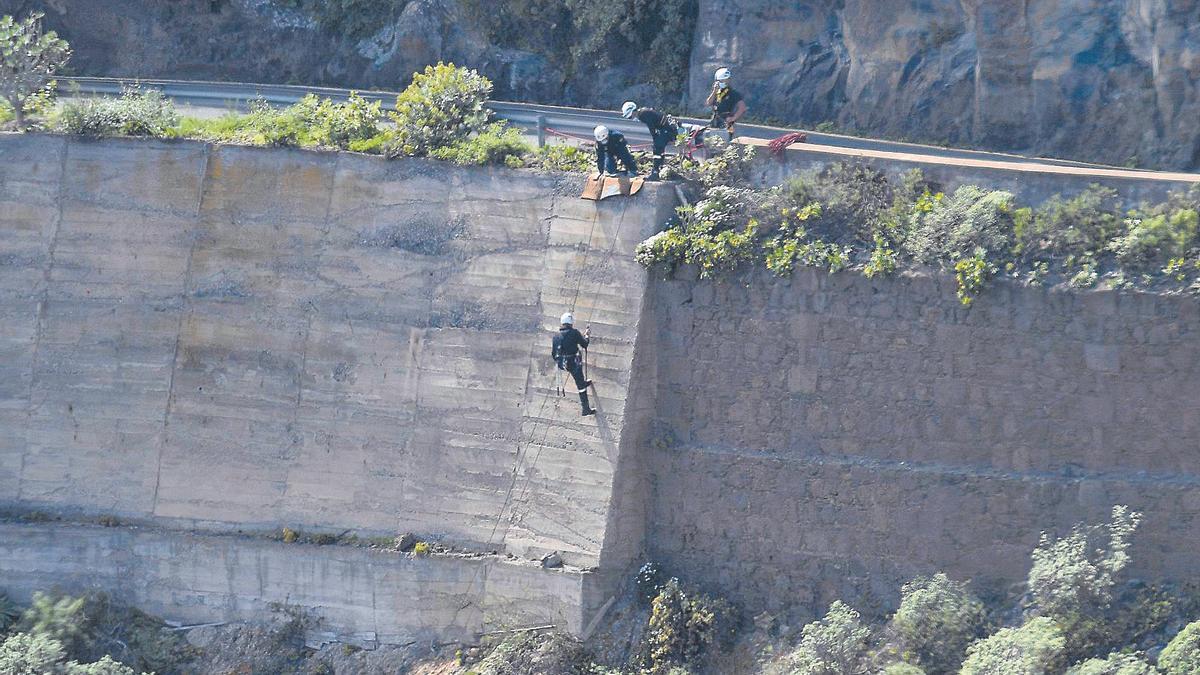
552,313,596,416
622,101,679,181
705,67,748,142
593,125,638,177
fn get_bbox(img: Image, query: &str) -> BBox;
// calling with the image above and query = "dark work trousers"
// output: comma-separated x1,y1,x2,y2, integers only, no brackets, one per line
603,145,638,175
650,127,676,176
558,354,593,414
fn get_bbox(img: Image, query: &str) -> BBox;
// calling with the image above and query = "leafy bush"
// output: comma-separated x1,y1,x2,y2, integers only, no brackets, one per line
1013,185,1122,262
673,138,758,189
0,632,67,675
863,234,899,278
17,592,91,654
635,228,689,270
58,88,179,137
1159,620,1200,675
785,163,895,244
888,573,987,673
954,249,993,307
388,62,492,157
882,663,926,675
294,92,382,148
786,601,874,675
0,12,71,128
641,577,734,674
904,185,1016,264
0,632,140,675
430,122,531,166
959,617,1065,675
1066,652,1160,675
1108,209,1199,271
1029,506,1141,621
534,143,595,173
470,631,593,675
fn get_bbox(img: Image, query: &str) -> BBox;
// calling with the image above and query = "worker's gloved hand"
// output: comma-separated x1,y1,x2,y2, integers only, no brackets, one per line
585,325,591,338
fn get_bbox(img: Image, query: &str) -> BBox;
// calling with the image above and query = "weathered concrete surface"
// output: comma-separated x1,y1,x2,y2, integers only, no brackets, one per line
0,135,673,576
0,521,587,643
647,268,1200,614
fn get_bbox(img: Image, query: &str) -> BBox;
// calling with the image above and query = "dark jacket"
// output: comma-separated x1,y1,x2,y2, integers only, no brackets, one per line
636,108,678,135
711,86,745,125
595,131,633,172
552,326,590,360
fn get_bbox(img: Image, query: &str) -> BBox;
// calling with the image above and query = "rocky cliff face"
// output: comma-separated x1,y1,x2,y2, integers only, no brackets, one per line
6,0,1200,169
690,0,1200,169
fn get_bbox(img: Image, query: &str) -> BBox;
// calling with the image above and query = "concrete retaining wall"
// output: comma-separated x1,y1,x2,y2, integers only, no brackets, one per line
0,521,587,644
0,134,674,640
646,268,1200,614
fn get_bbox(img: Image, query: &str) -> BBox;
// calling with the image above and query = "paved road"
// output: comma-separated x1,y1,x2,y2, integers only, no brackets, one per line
62,76,1200,185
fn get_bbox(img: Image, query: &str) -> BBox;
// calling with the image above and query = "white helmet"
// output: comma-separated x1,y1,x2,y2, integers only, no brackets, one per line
715,67,732,82
621,101,637,119
560,312,574,326
593,125,609,142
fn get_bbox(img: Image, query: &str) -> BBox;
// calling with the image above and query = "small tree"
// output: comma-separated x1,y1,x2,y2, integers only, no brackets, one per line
889,573,988,674
1159,620,1200,675
0,12,71,128
787,601,874,675
959,617,1065,675
1066,651,1160,675
387,62,491,157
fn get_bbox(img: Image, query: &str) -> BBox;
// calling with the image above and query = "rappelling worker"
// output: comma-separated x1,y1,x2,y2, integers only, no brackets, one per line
705,67,748,141
552,313,596,417
593,125,638,177
622,101,678,181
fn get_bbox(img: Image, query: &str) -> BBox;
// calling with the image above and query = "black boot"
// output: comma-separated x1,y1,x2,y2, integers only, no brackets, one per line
579,391,596,416
647,156,662,181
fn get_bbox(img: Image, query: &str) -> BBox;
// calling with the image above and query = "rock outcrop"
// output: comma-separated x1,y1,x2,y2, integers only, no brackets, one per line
689,0,1200,169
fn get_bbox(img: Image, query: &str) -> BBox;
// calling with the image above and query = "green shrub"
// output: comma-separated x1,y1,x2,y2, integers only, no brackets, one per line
534,143,595,173
641,578,734,674
635,228,689,270
0,632,67,675
388,62,492,158
954,249,993,307
430,122,531,166
17,592,91,654
58,87,179,137
1029,506,1141,621
1066,652,1160,675
863,234,899,278
1159,620,1200,675
904,185,1016,264
1109,209,1199,271
293,92,382,149
1,12,71,128
882,663,926,675
786,601,873,675
674,139,757,189
785,163,895,243
1013,185,1122,262
959,617,1065,675
889,573,987,674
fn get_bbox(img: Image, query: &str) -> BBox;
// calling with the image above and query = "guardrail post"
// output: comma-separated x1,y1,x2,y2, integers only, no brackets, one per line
536,115,546,148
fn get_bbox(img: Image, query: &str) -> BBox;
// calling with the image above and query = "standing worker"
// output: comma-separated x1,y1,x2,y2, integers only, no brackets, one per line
593,125,638,177
621,101,679,181
552,313,596,417
705,67,748,141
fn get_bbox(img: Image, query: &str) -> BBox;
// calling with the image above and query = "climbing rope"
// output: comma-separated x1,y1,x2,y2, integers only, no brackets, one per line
768,131,808,155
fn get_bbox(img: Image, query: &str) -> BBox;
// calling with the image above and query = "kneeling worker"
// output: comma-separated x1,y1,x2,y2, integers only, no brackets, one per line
552,313,596,416
705,67,748,141
622,101,678,181
594,125,638,177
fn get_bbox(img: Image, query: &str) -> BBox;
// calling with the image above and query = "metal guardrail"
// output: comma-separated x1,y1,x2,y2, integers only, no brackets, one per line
60,76,1133,170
